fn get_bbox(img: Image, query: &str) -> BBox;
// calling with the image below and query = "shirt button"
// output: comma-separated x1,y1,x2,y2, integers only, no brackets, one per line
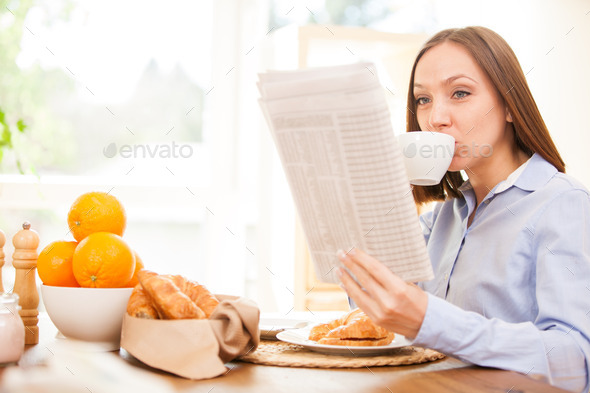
484,199,491,204
444,273,449,281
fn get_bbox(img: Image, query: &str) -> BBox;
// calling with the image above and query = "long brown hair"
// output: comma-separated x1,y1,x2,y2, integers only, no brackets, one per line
407,26,565,204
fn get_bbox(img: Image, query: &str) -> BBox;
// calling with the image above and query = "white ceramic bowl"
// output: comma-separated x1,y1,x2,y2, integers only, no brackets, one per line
396,132,455,186
41,285,133,350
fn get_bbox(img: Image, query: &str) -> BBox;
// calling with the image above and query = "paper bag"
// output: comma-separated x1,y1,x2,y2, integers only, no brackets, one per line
120,295,260,379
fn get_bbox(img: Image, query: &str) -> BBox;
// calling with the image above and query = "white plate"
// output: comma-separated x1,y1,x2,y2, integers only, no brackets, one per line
276,327,412,356
259,318,310,340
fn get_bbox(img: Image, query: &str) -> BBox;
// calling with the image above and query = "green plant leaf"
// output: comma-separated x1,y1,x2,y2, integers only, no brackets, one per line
1,127,12,148
16,119,27,133
16,159,24,174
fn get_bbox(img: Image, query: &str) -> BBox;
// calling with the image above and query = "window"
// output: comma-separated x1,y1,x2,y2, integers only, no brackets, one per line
0,0,268,306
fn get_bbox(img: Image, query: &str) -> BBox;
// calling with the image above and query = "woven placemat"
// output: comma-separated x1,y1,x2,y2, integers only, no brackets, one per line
237,340,445,368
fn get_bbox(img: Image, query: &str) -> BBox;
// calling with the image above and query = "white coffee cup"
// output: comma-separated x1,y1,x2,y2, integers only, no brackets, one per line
396,132,455,186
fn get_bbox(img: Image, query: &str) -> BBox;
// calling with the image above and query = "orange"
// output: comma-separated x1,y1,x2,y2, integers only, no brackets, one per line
37,240,80,287
67,191,126,242
72,232,136,288
126,251,144,287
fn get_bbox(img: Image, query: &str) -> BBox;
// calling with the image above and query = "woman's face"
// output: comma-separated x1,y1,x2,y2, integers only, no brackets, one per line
413,41,512,173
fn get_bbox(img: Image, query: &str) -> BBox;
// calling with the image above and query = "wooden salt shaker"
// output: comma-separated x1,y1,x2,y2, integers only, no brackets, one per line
12,222,40,345
0,229,5,293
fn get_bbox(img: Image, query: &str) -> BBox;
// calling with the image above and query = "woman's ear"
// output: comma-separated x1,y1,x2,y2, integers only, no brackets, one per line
505,106,513,122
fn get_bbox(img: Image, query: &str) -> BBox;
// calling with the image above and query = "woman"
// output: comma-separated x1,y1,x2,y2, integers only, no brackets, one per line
337,26,590,393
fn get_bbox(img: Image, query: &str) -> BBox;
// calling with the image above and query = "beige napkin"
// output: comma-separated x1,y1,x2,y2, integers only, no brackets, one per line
120,295,260,379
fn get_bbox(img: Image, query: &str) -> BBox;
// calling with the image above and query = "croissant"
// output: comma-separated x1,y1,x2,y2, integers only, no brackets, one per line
165,275,220,318
136,270,206,320
309,308,394,346
127,270,220,320
126,284,158,319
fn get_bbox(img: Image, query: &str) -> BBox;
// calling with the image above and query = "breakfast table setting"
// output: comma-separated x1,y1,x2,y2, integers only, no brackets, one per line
0,194,574,393
0,247,571,393
0,310,572,393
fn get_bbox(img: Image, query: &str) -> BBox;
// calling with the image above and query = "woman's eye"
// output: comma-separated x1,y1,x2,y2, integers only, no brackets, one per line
453,90,470,99
416,97,430,105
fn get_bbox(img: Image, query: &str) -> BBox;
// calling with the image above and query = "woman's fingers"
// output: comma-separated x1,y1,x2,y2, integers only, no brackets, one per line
337,249,399,323
337,267,381,320
338,248,406,292
337,250,389,300
337,250,373,286
336,248,429,338
338,266,405,334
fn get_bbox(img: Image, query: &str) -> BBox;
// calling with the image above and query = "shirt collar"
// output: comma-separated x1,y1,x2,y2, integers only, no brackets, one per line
457,153,558,196
512,153,558,191
494,155,531,193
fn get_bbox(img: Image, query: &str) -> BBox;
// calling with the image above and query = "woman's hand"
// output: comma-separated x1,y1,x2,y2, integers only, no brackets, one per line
337,248,428,339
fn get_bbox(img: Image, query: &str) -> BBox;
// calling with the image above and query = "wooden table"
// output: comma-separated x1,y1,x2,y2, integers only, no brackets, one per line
0,314,570,393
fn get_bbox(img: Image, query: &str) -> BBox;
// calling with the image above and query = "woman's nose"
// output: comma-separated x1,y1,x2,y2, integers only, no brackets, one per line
428,100,451,130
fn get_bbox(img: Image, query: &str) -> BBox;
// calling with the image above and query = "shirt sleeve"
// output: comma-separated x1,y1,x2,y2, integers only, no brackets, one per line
413,189,590,393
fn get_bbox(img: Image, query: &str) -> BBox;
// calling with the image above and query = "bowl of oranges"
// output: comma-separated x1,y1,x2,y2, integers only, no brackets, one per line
38,192,144,350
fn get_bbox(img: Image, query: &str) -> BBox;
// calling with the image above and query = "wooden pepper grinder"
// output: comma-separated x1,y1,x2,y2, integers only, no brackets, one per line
0,229,5,293
12,221,40,345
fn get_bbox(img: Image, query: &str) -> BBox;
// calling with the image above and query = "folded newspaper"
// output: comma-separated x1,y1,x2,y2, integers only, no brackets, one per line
258,62,433,284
